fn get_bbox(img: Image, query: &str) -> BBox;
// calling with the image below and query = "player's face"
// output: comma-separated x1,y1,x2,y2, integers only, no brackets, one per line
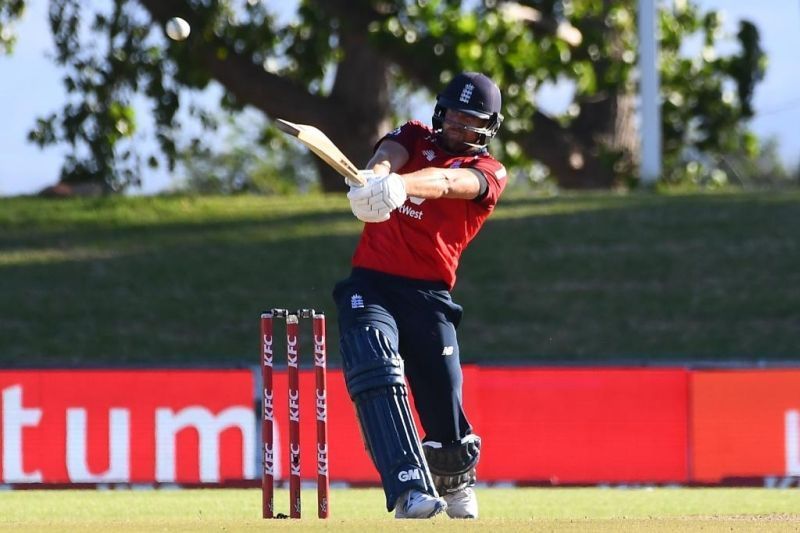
440,109,489,153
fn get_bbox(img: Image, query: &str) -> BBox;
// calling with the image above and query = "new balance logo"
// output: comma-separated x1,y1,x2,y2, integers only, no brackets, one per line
422,149,435,161
351,294,364,309
442,346,454,356
398,468,422,482
459,83,474,103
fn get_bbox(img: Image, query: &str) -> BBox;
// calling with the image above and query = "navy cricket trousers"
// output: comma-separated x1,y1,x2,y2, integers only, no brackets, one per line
333,268,473,444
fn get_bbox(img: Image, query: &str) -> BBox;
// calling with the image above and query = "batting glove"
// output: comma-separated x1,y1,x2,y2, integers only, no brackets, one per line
347,173,406,223
348,171,389,223
349,195,391,223
366,172,407,212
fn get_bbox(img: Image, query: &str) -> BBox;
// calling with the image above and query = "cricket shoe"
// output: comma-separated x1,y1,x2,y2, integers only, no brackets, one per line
394,489,447,519
443,487,478,519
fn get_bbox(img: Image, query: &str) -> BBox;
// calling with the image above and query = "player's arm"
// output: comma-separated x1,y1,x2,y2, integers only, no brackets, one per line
347,139,411,223
366,140,409,176
366,140,486,200
348,137,489,223
398,167,486,200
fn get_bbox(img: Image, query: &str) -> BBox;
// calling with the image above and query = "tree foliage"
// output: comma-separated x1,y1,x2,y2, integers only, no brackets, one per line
0,0,766,192
176,112,319,195
0,0,23,53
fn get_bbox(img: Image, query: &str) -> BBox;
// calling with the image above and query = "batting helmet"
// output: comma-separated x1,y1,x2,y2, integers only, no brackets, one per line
432,72,503,150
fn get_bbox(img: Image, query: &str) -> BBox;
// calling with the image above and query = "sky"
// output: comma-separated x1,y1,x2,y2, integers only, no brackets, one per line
1,1,798,196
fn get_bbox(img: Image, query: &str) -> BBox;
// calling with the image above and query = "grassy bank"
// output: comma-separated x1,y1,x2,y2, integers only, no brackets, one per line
1,190,798,366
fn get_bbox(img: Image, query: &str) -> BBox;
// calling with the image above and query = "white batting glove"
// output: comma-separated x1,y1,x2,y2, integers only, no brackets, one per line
348,171,388,222
364,172,406,212
347,173,406,223
349,194,391,223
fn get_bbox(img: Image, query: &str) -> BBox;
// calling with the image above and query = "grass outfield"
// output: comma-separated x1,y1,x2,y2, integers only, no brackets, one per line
2,190,800,365
1,488,800,531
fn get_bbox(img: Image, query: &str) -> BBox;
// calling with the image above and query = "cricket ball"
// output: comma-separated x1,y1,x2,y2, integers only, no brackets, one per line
165,17,191,41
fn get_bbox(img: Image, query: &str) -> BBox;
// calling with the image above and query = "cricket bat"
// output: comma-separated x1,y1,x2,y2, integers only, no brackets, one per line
275,119,366,186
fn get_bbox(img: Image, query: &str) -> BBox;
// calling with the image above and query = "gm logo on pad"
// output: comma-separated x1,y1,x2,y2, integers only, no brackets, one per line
398,468,422,482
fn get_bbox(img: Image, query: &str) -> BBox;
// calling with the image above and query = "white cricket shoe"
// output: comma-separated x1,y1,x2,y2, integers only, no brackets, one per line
394,489,447,519
443,487,478,519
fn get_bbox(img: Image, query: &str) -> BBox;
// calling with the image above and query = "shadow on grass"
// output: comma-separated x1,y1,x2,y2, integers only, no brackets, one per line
0,208,359,251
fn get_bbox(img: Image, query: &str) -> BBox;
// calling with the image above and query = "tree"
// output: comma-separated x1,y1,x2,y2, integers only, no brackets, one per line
175,111,319,195
0,0,765,192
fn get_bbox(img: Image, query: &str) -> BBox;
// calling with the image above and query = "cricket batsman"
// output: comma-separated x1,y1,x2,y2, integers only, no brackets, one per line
333,72,506,519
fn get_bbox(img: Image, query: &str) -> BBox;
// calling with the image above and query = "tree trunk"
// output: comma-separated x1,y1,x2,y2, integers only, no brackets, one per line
318,30,393,192
138,0,393,193
517,0,639,189
571,91,639,183
516,89,638,189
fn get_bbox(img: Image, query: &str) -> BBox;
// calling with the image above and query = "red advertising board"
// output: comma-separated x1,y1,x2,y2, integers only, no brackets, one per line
465,368,689,483
318,367,690,484
691,370,800,482
1,367,690,485
0,370,253,484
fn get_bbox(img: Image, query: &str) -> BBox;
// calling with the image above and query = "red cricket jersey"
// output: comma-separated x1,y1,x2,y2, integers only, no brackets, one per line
352,120,507,289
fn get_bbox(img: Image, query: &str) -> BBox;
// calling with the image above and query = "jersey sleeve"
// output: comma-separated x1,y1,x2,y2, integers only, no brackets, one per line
467,157,507,209
377,120,428,154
